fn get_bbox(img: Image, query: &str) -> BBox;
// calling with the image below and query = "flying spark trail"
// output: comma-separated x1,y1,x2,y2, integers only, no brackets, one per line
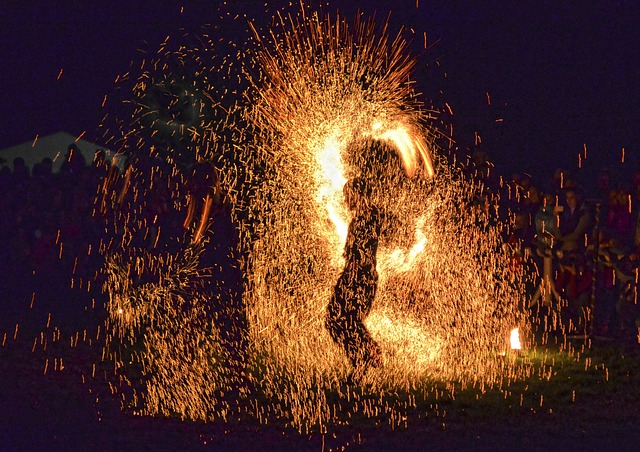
97,1,530,432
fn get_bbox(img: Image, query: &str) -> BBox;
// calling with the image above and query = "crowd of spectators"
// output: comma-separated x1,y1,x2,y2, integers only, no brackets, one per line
0,145,108,331
467,149,640,341
0,143,225,333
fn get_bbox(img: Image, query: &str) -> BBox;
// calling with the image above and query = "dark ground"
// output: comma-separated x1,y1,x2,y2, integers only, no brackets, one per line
2,314,640,452
0,363,639,452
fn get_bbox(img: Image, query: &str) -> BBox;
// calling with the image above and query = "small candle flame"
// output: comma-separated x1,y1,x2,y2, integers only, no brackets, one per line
510,328,522,350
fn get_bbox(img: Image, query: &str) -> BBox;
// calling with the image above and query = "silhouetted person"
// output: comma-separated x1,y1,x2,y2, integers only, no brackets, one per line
558,188,592,254
190,161,251,399
326,177,383,383
60,143,87,178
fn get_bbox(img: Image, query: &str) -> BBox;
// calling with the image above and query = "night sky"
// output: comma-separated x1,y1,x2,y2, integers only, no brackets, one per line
1,1,639,187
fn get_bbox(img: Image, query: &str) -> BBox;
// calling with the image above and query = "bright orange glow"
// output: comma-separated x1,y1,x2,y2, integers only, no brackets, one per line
510,328,522,350
366,122,435,179
100,3,528,432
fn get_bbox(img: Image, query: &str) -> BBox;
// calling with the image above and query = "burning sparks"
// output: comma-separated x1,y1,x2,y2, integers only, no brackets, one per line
96,1,528,433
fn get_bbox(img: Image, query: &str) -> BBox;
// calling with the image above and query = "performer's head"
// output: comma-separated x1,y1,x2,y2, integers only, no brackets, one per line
343,177,372,213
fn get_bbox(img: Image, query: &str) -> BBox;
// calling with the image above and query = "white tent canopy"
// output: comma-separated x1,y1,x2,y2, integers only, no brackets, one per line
0,131,124,173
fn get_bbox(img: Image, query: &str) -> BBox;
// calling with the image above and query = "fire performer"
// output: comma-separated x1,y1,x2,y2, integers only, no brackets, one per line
326,135,431,383
326,176,384,383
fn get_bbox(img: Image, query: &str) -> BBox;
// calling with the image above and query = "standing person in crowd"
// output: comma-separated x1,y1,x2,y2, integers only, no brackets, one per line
523,184,542,219
550,168,578,195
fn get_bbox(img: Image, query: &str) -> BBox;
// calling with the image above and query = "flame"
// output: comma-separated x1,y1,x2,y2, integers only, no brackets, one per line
370,124,435,179
314,132,349,248
510,327,522,350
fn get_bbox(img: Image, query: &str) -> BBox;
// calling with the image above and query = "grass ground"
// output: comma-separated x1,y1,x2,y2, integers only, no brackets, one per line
2,266,639,451
2,322,640,451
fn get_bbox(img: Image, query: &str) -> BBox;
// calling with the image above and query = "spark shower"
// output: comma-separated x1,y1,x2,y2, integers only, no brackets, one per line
98,2,528,431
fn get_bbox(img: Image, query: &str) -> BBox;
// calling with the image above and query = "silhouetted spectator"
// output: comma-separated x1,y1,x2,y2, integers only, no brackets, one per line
534,192,561,252
556,252,592,334
614,252,640,338
557,188,592,254
605,186,634,251
60,143,87,178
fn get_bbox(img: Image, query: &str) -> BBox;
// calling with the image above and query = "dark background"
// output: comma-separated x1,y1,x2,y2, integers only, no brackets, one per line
1,0,639,186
